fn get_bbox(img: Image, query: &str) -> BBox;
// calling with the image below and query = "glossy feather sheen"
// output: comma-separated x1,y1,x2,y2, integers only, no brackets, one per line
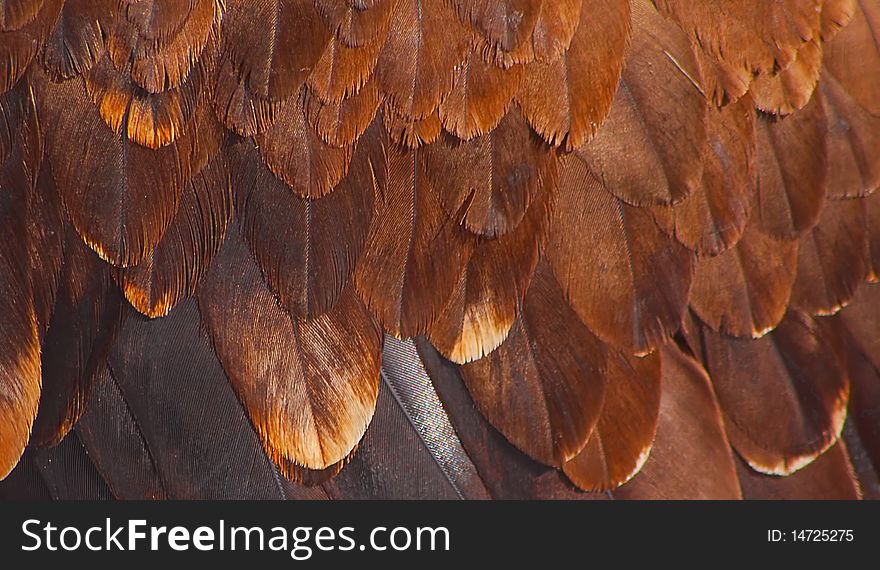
199,225,382,472
460,262,607,468
548,157,694,354
702,311,850,476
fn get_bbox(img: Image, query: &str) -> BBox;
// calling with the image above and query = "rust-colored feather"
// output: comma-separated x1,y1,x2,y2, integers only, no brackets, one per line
424,109,556,238
750,35,822,116
234,127,375,319
304,79,380,148
614,345,741,499
689,221,798,338
428,181,554,364
198,223,382,474
354,139,473,337
382,103,442,148
459,262,608,467
791,197,869,316
314,0,396,48
548,156,694,354
575,0,704,205
735,443,861,499
517,0,629,150
840,283,880,372
374,0,471,120
451,0,541,67
0,0,61,94
563,349,661,492
116,153,232,318
439,48,522,140
307,29,386,103
822,0,880,117
702,311,849,475
652,94,755,256
256,87,353,198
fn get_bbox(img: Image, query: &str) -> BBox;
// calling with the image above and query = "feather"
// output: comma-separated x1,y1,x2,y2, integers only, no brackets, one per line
702,311,849,476
438,48,522,140
199,224,382,475
652,94,755,256
840,283,880,373
112,0,219,93
307,30,386,104
76,363,166,499
844,420,880,499
0,87,41,479
819,76,880,200
382,103,442,148
314,0,396,48
115,152,232,318
753,95,827,240
548,156,694,354
563,350,661,492
0,452,51,499
30,432,114,500
304,78,380,148
374,0,471,120
255,87,353,198
31,224,123,447
220,0,330,102
105,299,326,498
418,338,606,499
354,138,473,337
38,73,184,267
517,0,629,150
689,221,798,338
614,345,741,499
575,0,704,205
735,443,861,500
821,0,880,117
821,0,858,41
790,196,869,316
459,262,608,467
328,337,491,499
750,34,822,116
652,0,821,87
836,321,880,476
451,0,541,67
869,191,880,279
27,155,64,340
0,0,62,93
0,0,45,32
212,56,280,136
428,181,553,364
234,128,375,318
424,108,556,238
40,0,114,81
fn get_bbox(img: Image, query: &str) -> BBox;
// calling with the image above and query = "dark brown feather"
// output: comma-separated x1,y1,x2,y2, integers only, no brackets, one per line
735,443,861,499
304,78,381,148
40,0,114,81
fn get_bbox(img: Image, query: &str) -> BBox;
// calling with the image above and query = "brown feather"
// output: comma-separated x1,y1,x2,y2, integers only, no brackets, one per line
354,137,473,336
822,0,880,117
575,0,704,204
382,104,442,148
40,0,114,81
517,0,629,150
689,221,798,338
304,79,380,148
256,87,352,198
821,0,858,41
840,283,880,373
212,56,280,136
869,191,880,279
0,0,61,94
791,197,869,316
451,0,542,67
424,109,556,238
439,48,522,140
234,126,375,319
652,94,756,256
752,96,828,240
614,345,741,499
428,181,554,363
116,153,232,318
563,349,661,492
548,156,694,354
735,443,861,499
314,0,396,48
374,0,471,120
702,311,849,475
307,28,386,104
459,262,608,467
198,223,382,474
750,34,822,116
38,73,186,267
